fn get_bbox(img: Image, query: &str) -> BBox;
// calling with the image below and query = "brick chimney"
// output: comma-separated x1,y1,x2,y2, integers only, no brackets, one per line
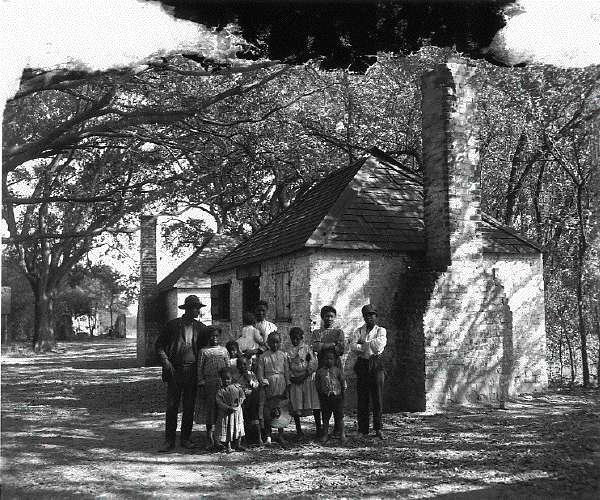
137,215,160,366
421,59,482,270
421,60,505,409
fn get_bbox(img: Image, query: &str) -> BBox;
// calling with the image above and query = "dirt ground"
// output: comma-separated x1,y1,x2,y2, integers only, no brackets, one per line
1,339,599,499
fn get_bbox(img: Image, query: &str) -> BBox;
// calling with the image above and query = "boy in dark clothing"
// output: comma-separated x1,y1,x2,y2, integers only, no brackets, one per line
155,294,210,452
315,348,346,444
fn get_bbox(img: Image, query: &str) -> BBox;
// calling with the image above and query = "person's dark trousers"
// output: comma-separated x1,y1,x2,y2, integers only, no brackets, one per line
355,358,385,434
165,364,197,444
319,393,344,433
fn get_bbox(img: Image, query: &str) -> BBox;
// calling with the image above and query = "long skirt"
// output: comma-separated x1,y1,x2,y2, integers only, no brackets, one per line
194,377,221,425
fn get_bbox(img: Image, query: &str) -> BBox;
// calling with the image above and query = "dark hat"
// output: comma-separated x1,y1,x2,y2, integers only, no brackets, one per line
178,295,206,310
361,304,377,315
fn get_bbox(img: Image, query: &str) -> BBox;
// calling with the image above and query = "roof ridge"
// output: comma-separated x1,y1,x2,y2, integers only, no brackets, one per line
480,212,543,251
368,146,423,184
207,155,368,274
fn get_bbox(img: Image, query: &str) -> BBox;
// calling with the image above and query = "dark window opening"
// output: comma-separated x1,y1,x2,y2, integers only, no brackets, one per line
242,277,260,314
211,283,231,321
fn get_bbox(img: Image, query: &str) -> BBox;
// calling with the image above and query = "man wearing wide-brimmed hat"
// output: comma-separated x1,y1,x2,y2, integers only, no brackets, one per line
155,294,210,452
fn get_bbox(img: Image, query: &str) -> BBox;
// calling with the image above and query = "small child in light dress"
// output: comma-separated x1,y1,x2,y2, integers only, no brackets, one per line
287,327,321,439
195,326,229,450
237,312,266,368
225,340,242,368
257,331,290,445
233,356,262,446
215,366,246,453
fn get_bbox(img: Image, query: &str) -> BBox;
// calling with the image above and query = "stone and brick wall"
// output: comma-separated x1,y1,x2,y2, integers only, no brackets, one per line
420,60,547,409
137,215,161,366
421,60,535,409
307,248,411,409
211,252,311,344
259,252,312,346
484,253,548,395
210,248,418,411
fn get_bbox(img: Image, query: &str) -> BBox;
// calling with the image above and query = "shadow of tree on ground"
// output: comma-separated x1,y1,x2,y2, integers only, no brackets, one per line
2,339,599,499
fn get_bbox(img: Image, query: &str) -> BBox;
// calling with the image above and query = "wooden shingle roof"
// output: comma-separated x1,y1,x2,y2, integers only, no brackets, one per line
209,158,366,273
209,148,540,273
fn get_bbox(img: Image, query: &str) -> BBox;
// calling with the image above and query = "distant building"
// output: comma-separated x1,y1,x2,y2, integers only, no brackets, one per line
156,234,239,323
136,228,238,366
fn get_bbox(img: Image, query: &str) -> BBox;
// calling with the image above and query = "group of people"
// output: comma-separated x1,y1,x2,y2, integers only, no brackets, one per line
155,295,387,453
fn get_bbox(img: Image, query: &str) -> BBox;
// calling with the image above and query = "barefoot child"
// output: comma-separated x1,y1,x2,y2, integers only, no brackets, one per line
195,326,229,450
233,356,262,446
315,348,346,444
215,366,246,453
257,331,290,445
287,327,321,439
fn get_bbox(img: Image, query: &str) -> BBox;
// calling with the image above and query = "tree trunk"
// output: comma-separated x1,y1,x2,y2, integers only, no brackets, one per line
109,296,114,329
504,131,527,225
565,334,576,385
575,183,590,387
32,289,55,351
576,274,589,387
595,304,600,386
558,328,564,384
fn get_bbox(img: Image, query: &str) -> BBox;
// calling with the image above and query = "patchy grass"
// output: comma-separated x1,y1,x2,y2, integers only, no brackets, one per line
2,340,599,499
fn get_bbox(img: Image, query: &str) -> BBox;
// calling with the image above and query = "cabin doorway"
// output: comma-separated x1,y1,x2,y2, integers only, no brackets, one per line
242,277,260,313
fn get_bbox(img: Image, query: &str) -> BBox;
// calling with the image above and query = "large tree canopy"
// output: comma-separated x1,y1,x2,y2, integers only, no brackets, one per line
161,0,513,70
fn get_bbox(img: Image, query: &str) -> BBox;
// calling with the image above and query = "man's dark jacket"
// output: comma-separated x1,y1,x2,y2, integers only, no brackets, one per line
155,317,210,382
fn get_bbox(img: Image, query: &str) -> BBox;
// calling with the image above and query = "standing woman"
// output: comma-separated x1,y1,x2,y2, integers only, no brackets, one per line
311,306,345,368
351,304,387,439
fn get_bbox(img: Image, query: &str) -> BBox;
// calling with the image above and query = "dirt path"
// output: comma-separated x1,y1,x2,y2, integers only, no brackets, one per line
2,339,599,499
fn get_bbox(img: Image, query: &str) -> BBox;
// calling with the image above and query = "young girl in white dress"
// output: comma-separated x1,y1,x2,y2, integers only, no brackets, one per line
214,366,246,453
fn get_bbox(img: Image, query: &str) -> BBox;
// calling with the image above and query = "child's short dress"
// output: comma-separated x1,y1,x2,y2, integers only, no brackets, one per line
195,345,229,425
215,383,246,443
233,370,260,425
237,325,264,370
287,343,320,416
257,350,290,424
238,325,263,353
